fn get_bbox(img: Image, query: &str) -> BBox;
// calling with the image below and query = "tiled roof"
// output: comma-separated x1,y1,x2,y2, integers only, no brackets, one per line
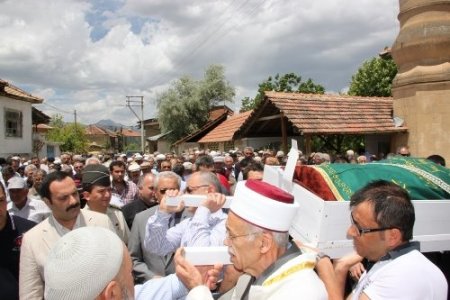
172,113,229,146
119,128,141,137
198,110,253,143
0,79,43,103
85,125,117,137
208,105,234,121
263,92,407,134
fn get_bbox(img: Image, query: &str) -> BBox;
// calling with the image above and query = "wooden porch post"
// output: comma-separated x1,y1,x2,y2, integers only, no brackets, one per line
280,113,288,153
305,134,311,155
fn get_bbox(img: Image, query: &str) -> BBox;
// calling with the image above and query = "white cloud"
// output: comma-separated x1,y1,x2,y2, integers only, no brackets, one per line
0,0,399,125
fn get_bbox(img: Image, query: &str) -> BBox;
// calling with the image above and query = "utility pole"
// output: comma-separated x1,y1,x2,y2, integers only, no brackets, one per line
74,110,77,128
126,96,145,153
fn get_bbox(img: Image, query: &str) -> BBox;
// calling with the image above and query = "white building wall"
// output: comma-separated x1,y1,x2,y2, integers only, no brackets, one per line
0,96,33,157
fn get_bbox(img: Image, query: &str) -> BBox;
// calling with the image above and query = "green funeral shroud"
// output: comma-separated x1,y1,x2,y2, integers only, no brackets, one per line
313,157,450,201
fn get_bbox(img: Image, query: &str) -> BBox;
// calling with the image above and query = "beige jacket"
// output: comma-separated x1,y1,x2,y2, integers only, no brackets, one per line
19,210,115,300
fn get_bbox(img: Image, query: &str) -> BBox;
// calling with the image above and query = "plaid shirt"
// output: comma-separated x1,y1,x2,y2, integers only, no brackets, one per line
111,180,138,205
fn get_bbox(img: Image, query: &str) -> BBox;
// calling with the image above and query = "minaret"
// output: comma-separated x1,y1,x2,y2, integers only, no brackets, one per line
391,0,450,162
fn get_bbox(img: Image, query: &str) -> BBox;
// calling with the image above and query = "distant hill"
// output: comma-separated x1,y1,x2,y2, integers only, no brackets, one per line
95,119,135,131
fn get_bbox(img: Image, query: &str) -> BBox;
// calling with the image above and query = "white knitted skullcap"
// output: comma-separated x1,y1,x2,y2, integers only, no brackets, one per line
44,227,123,300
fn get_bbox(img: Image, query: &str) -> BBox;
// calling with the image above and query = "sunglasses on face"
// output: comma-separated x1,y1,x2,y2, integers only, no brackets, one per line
185,184,209,194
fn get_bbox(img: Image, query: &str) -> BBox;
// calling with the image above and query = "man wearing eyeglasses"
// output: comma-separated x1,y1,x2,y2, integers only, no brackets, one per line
127,171,187,284
144,171,227,257
316,180,447,300
175,179,327,299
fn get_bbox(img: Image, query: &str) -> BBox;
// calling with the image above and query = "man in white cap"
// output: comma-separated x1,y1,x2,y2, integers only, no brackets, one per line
19,171,115,300
7,176,50,223
176,180,328,299
128,163,142,185
44,227,134,300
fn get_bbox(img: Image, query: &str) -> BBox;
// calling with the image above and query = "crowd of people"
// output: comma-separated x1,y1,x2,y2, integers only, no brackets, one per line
0,145,448,300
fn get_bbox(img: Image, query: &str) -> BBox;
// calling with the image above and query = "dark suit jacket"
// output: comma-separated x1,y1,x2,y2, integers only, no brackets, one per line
128,206,191,284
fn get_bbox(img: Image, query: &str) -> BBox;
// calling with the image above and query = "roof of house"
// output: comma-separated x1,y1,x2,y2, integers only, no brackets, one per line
0,79,43,103
172,112,229,146
240,92,407,136
119,128,141,137
198,110,253,143
85,125,117,137
208,105,234,121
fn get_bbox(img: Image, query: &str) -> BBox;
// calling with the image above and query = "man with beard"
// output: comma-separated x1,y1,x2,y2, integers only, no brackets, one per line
28,169,47,201
19,171,116,300
176,180,328,299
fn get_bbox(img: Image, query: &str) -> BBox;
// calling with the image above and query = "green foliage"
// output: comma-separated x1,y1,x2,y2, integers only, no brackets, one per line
157,64,235,143
348,57,397,97
47,114,88,153
240,73,325,112
124,143,140,151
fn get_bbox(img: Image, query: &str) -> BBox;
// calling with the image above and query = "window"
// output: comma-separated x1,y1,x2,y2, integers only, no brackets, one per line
5,108,23,137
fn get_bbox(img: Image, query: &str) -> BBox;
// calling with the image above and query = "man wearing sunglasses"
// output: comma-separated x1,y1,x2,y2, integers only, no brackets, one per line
316,180,447,300
144,171,227,257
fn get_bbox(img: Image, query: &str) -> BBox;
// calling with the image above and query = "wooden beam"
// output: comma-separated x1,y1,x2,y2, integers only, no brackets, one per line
281,113,288,153
257,114,282,122
305,134,311,155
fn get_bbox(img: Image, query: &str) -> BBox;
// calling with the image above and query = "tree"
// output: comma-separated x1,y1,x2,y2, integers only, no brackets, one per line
240,73,325,112
348,56,397,97
47,114,88,153
157,65,235,143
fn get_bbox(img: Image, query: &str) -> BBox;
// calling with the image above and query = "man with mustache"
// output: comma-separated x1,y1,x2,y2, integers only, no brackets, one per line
176,180,328,299
19,171,116,300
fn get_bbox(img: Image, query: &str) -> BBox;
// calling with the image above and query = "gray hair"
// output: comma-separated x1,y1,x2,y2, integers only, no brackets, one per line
246,223,289,248
85,156,101,165
137,172,155,189
154,171,181,189
24,164,37,173
192,171,221,192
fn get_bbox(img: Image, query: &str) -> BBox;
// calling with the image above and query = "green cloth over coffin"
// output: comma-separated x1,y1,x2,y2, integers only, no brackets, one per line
312,157,450,201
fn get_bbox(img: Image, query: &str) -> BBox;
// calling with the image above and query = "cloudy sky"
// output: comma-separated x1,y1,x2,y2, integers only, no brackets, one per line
0,0,400,126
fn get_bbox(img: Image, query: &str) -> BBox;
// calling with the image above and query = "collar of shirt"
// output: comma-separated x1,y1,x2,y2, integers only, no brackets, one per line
380,241,420,261
7,197,32,212
51,213,82,236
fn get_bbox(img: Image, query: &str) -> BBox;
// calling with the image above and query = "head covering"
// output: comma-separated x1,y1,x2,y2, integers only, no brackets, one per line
182,161,193,170
11,156,21,161
128,163,141,172
276,150,285,157
82,164,110,187
156,154,166,161
44,227,123,300
7,176,27,190
140,161,152,169
134,153,143,160
231,180,299,232
213,156,225,163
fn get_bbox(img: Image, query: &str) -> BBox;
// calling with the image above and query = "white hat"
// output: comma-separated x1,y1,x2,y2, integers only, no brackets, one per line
134,153,143,160
213,156,225,163
44,227,123,300
276,150,285,157
182,162,193,170
231,180,299,232
156,154,166,161
11,156,20,161
7,176,27,189
209,150,218,157
128,163,141,172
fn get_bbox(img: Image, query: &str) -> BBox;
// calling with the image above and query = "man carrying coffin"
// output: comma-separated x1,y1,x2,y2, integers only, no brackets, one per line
176,180,328,299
